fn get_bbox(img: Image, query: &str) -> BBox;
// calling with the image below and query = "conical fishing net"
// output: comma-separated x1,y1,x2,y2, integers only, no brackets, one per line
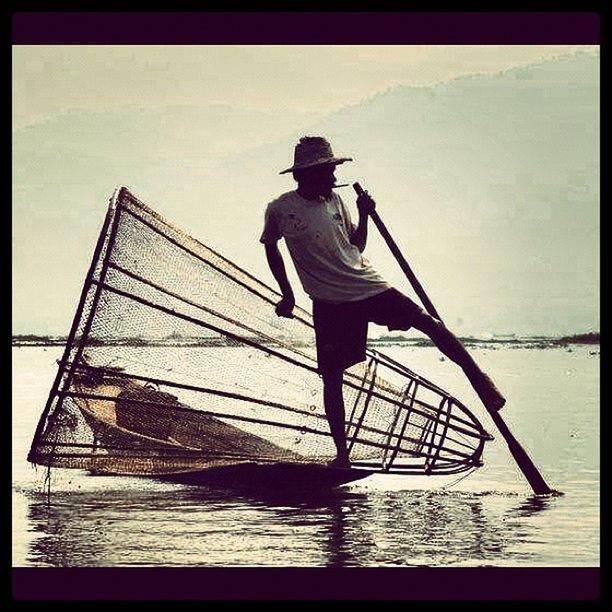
28,187,490,477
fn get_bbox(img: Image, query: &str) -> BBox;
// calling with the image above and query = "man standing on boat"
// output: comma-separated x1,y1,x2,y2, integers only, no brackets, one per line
260,136,505,468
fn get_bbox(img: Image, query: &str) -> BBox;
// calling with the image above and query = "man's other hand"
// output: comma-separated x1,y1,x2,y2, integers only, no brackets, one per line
356,191,376,216
275,295,295,318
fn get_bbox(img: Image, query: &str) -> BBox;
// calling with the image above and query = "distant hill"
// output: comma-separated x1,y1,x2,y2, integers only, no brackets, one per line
13,51,599,337
553,332,600,345
222,51,600,336
12,331,600,348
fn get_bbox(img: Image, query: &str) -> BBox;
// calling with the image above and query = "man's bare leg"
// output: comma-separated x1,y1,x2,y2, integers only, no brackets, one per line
412,313,506,412
322,368,351,466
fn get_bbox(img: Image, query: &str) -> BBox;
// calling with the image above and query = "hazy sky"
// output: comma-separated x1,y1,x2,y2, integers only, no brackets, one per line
13,45,596,128
12,45,599,336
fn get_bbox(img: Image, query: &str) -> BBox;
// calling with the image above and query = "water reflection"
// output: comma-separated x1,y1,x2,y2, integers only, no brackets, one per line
20,481,562,567
509,494,556,517
231,488,375,567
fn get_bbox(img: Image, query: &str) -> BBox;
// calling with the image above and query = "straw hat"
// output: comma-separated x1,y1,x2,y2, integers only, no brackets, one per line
279,136,353,174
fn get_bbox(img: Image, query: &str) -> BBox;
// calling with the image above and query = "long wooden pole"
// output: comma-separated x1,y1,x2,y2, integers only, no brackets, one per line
353,182,553,495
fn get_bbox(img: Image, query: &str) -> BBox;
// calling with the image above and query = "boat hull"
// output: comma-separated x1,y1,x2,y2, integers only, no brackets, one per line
149,461,375,491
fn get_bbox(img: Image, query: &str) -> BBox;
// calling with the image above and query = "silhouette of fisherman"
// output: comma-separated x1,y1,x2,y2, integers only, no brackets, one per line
261,136,505,468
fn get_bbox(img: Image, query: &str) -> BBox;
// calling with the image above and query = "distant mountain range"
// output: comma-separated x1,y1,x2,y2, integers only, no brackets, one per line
13,50,599,337
220,51,600,336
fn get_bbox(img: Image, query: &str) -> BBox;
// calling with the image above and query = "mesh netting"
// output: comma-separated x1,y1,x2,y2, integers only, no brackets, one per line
28,187,490,477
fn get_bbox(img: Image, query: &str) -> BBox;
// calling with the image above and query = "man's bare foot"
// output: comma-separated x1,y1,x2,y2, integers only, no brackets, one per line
488,393,506,412
327,456,351,469
474,372,506,412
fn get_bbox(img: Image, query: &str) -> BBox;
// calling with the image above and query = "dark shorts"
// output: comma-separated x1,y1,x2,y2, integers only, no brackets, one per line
312,288,426,375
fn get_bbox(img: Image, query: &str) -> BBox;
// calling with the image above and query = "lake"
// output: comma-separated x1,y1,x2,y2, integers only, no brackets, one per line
12,344,599,578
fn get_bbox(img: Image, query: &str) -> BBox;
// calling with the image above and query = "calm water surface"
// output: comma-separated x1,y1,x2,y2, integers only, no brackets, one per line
12,345,599,567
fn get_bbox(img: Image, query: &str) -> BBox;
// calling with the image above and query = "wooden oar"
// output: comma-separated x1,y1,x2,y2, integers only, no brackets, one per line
353,182,553,495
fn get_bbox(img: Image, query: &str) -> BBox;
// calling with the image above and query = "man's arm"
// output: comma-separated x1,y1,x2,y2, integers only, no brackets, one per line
350,191,376,252
264,242,295,318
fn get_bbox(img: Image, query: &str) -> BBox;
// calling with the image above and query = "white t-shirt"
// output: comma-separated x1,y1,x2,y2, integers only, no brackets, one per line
260,190,390,303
